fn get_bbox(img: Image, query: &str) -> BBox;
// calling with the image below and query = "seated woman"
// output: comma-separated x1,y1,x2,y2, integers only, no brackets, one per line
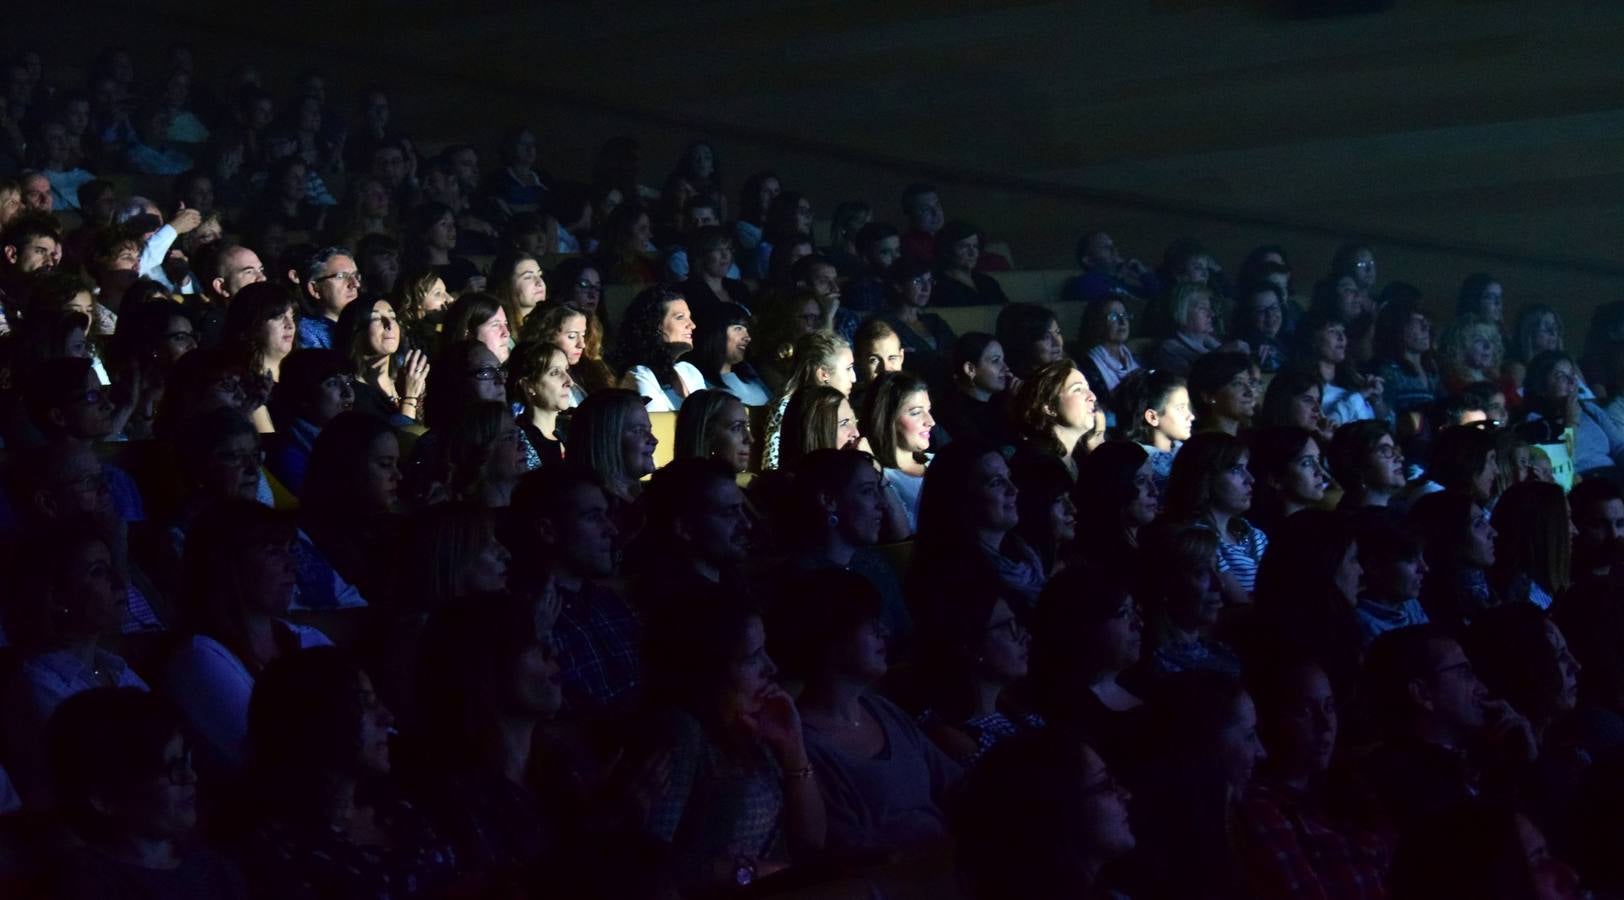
1164,431,1268,602
638,594,825,893
752,287,833,393
877,258,957,390
1257,368,1333,443
543,258,617,394
1518,350,1624,481
679,225,752,315
332,295,429,425
567,389,658,537
1111,368,1194,490
1070,440,1158,572
442,292,513,367
1409,490,1499,632
929,222,1008,308
1289,309,1384,428
240,647,457,898
265,349,353,495
1391,799,1581,900
394,265,451,358
1230,280,1288,373
490,248,547,337
595,202,659,285
777,571,962,858
1489,480,1572,611
859,371,935,534
915,572,1041,768
613,286,704,412
779,386,864,474
1329,420,1407,511
1245,426,1331,536
1438,313,1504,397
423,401,525,509
521,302,591,406
106,296,199,438
1464,604,1587,757
1011,359,1103,476
1120,671,1266,900
908,439,1047,613
674,388,755,474
955,732,1136,900
1151,283,1223,376
761,330,856,471
1353,517,1430,646
777,449,909,639
508,340,573,469
2,519,149,808
1076,297,1143,409
690,303,771,407
165,500,332,773
1138,523,1243,678
995,303,1066,386
1236,657,1389,900
46,688,247,899
404,201,482,293
933,332,1015,450
753,191,816,284
1250,510,1366,703
219,281,298,432
1187,351,1258,437
300,411,406,603
1010,454,1077,577
413,591,565,893
1398,421,1500,512
1370,294,1442,425
1028,564,1146,769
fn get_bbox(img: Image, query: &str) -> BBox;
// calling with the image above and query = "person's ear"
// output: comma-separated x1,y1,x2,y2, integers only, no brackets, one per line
672,514,695,545
211,275,227,299
534,515,559,547
816,489,839,516
32,488,58,521
1406,678,1434,715
961,361,977,383
2,246,16,265
87,789,121,819
46,407,68,430
1144,408,1161,429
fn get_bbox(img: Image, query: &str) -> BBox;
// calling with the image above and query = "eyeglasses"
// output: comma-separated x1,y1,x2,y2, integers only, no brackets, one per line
1374,445,1401,460
1253,304,1281,316
317,270,363,286
910,276,933,288
1353,260,1376,270
469,365,507,382
575,280,602,294
164,330,198,344
1106,312,1134,323
214,447,265,468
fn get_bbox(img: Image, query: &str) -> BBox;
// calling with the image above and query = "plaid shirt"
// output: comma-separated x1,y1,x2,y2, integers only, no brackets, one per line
552,580,643,715
1237,779,1390,900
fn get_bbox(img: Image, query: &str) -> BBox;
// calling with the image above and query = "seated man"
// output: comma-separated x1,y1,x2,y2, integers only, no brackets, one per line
295,246,360,350
662,195,739,282
1064,230,1162,303
187,240,268,348
506,465,640,716
0,210,61,332
1359,624,1537,833
843,221,902,315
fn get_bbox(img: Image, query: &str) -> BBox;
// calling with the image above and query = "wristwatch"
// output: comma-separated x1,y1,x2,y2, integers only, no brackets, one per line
733,856,757,887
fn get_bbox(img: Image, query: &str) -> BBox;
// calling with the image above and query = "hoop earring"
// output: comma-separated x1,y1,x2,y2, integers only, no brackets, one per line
827,513,840,527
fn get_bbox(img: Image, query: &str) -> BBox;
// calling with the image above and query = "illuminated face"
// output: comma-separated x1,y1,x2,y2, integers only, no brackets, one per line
1053,368,1097,429
893,390,935,454
475,308,512,363
862,335,904,381
552,312,587,366
659,299,694,345
512,259,546,310
364,300,399,357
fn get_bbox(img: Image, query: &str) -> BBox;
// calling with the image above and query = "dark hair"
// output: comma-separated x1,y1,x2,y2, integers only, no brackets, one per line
20,356,97,433
1163,431,1249,526
1290,308,1364,391
1327,420,1393,497
5,515,118,650
1464,603,1567,731
855,221,900,260
1029,563,1138,720
1245,426,1320,529
1187,351,1254,429
1491,479,1572,597
1390,799,1545,900
107,296,195,375
1256,369,1322,429
1111,368,1187,444
0,209,61,254
1365,623,1456,739
1455,272,1500,318
779,385,848,469
1409,491,1496,629
996,303,1059,378
915,438,1020,553
271,348,348,428
1374,293,1435,377
181,499,299,667
1253,508,1363,700
1522,349,1576,411
767,568,883,682
568,389,647,488
859,370,929,469
48,688,186,842
781,448,878,548
689,302,758,387
951,331,997,380
333,294,400,382
441,292,503,348
932,221,984,270
424,339,500,431
737,171,780,224
1424,424,1498,494
1011,453,1074,572
247,647,373,821
301,411,396,520
643,592,764,718
612,285,689,388
220,281,295,375
1072,440,1150,561
416,591,552,769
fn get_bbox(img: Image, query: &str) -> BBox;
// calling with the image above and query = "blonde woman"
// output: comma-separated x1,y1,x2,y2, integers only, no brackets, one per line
761,331,857,470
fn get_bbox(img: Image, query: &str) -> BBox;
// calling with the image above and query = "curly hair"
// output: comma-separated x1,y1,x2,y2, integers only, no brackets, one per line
1437,314,1503,382
611,285,689,388
1011,359,1079,456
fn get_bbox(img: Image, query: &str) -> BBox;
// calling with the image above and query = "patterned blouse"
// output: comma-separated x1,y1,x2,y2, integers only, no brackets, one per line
918,709,1046,766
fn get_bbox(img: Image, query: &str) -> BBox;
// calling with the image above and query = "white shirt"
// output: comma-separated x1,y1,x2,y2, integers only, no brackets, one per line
721,371,771,407
628,361,706,412
166,624,332,773
5,648,149,807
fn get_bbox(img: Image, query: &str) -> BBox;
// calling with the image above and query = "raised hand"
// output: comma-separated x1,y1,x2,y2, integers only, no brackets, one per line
742,684,807,764
397,348,430,400
169,203,203,235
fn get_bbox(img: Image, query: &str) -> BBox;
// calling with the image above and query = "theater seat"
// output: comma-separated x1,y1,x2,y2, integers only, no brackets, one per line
648,410,678,475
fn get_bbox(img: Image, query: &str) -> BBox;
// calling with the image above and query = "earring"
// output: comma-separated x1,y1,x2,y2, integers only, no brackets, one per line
827,513,840,527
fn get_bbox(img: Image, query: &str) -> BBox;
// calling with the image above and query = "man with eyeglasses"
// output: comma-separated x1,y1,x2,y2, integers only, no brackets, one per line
1064,230,1161,303
296,246,360,349
188,240,268,349
1360,624,1537,833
